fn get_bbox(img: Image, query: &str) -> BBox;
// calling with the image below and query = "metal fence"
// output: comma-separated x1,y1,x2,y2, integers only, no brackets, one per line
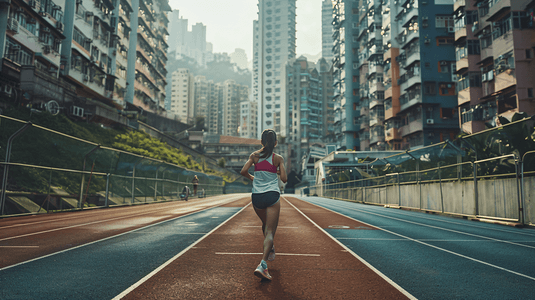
0,115,245,217
309,154,534,225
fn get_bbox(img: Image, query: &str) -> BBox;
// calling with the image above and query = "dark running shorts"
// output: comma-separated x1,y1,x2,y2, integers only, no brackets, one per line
252,191,280,210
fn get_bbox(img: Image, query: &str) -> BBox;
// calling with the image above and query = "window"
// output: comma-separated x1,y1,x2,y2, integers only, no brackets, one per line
424,82,436,95
436,16,454,29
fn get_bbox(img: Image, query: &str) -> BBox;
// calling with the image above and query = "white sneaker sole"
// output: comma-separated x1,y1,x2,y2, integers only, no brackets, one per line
254,269,272,281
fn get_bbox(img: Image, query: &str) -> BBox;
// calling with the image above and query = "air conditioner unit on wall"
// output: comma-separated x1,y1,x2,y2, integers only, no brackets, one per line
426,119,434,124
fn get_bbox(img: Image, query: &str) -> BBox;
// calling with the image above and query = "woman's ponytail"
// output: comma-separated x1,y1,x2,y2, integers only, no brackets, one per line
259,129,277,158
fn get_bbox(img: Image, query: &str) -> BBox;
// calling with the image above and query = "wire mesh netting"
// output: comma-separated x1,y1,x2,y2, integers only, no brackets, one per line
0,115,250,216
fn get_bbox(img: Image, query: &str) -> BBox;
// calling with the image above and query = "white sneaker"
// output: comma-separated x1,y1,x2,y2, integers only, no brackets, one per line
254,260,272,281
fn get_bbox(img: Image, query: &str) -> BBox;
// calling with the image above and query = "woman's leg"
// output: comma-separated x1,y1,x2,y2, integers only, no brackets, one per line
261,201,280,262
253,205,267,236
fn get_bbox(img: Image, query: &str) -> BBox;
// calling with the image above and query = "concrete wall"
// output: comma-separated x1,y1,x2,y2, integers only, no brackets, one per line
314,175,534,226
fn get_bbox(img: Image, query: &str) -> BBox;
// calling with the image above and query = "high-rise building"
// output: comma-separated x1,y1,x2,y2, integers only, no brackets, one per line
124,0,170,115
284,56,324,172
239,100,258,138
322,0,335,61
458,0,535,134
357,0,386,151
383,0,459,149
218,79,249,137
253,0,297,138
230,48,248,70
332,0,461,151
193,75,215,125
0,0,171,121
169,68,195,123
318,57,335,140
332,0,360,150
1,0,74,110
166,10,210,67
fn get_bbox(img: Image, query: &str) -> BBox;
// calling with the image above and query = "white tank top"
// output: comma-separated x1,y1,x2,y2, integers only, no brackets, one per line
252,153,280,194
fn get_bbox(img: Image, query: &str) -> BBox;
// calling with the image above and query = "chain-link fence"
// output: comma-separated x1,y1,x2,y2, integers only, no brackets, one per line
0,115,240,217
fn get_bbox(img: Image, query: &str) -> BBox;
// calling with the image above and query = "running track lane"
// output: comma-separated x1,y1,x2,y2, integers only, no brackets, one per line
299,196,535,299
0,195,245,268
118,196,412,299
0,196,249,299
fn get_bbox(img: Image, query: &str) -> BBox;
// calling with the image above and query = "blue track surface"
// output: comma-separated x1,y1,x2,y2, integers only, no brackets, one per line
298,196,535,300
0,207,241,300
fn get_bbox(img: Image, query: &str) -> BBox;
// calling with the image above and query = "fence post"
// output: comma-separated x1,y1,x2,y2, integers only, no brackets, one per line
474,161,479,216
515,156,523,225
439,164,444,213
154,170,158,202
79,145,101,209
105,173,110,207
1,122,32,216
397,173,401,207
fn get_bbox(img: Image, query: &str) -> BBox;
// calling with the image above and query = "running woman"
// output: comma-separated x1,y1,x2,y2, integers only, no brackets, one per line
240,129,287,281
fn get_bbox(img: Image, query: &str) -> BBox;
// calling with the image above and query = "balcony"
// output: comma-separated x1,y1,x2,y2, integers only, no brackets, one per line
454,0,466,12
370,132,385,144
401,6,419,28
368,81,384,94
405,74,421,90
487,0,511,21
385,127,401,141
400,119,424,137
400,92,422,111
405,50,420,68
495,68,516,92
455,26,467,42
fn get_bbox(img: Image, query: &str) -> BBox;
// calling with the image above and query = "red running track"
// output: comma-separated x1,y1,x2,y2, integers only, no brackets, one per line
118,196,411,299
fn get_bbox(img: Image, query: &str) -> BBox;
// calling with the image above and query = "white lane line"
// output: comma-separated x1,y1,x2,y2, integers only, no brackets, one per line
302,199,535,282
323,201,535,250
0,200,244,272
215,252,320,257
330,198,535,237
299,196,535,238
335,238,535,242
0,196,245,242
283,197,417,300
0,194,244,230
112,204,251,300
241,226,299,228
0,246,39,248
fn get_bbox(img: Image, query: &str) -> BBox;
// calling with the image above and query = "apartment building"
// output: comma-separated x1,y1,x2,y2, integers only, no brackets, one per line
124,0,170,114
1,0,72,111
0,0,171,122
322,0,335,61
284,56,324,172
168,68,194,123
332,0,360,150
239,100,258,139
357,0,386,151
218,79,249,137
252,0,297,138
193,75,214,124
318,57,335,140
458,0,535,134
382,0,460,150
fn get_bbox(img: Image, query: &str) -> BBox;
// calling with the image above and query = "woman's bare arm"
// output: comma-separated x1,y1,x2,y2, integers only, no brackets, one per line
240,153,257,181
277,154,288,183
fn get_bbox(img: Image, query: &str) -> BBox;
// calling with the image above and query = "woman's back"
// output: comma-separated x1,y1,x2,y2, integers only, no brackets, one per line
252,153,279,194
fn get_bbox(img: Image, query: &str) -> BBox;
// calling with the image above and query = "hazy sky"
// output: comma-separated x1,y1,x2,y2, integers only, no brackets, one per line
168,0,323,60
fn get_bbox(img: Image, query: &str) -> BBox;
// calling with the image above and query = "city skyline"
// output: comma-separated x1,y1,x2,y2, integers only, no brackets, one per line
168,0,323,60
